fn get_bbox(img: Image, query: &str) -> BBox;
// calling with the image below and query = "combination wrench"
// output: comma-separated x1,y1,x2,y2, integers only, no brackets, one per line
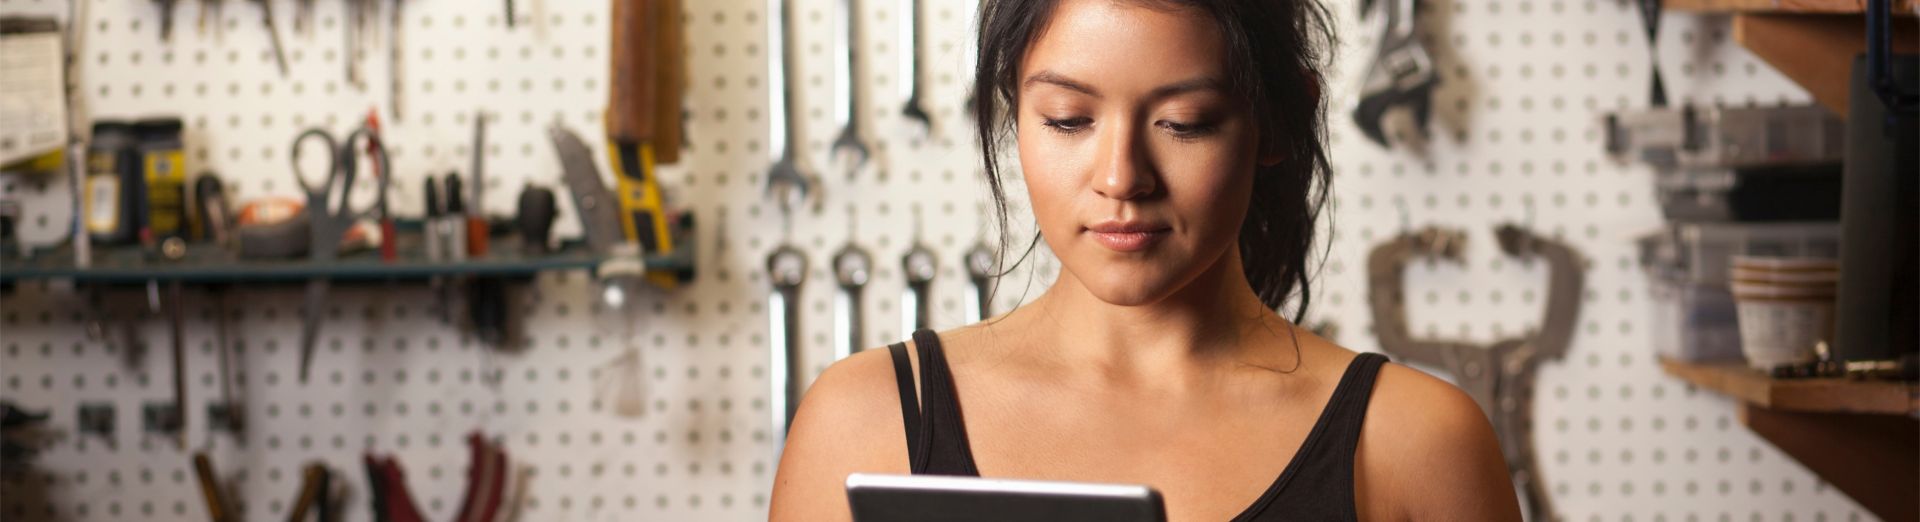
767,244,809,446
962,241,995,324
898,0,933,133
833,214,873,359
901,242,936,335
829,0,873,176
765,0,819,213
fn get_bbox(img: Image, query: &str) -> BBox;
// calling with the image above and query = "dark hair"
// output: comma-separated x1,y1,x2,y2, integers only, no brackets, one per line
972,0,1337,321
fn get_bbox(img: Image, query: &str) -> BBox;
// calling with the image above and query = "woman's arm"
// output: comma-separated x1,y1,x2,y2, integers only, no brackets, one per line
769,348,916,521
1356,363,1525,521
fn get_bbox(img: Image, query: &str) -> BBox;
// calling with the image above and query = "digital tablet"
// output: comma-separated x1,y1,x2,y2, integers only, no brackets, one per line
845,473,1167,522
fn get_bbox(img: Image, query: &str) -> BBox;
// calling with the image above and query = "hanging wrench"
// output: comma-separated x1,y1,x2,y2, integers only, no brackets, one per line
833,241,872,360
898,0,932,134
767,244,809,448
829,0,872,176
833,206,873,359
901,219,936,335
765,0,819,214
1351,0,1437,148
962,241,995,324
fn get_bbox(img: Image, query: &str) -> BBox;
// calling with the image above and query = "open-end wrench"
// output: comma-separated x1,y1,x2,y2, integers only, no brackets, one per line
767,244,808,448
898,0,932,134
765,0,818,214
962,241,995,324
829,0,872,176
833,244,872,360
1351,0,1437,148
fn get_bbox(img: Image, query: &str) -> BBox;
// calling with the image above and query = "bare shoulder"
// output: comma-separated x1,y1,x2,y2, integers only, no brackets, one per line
1355,360,1522,521
769,344,914,521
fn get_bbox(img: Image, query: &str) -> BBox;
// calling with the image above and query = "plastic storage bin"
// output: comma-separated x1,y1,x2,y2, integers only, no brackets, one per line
1654,222,1842,287
1637,224,1842,363
1648,270,1743,362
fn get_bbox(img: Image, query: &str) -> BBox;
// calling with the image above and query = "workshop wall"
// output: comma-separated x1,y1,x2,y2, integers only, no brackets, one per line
0,0,1876,520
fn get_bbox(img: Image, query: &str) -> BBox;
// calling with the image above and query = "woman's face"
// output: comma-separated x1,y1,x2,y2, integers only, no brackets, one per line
1017,0,1260,306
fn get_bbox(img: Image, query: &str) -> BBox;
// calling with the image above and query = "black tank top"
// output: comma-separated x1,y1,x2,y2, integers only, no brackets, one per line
887,329,1390,521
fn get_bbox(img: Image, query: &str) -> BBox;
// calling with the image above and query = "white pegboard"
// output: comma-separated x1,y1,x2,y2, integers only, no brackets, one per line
0,0,1879,520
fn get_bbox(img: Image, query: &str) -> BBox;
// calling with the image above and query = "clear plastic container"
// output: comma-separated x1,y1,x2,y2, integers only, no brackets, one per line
1653,222,1842,288
1647,270,1744,363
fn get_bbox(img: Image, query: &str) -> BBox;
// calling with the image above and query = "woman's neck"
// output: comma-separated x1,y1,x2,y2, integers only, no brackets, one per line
1013,245,1296,390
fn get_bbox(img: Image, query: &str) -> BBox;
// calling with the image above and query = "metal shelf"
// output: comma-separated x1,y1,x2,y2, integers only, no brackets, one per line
0,236,694,285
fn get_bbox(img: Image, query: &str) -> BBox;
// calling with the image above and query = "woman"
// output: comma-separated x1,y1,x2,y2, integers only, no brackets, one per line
771,0,1522,519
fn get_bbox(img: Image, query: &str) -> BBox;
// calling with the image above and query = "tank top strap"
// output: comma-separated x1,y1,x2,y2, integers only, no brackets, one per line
899,329,979,475
1317,352,1389,457
886,342,924,469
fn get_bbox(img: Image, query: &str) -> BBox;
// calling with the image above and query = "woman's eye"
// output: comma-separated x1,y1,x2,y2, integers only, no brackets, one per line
1041,116,1091,134
1157,120,1219,139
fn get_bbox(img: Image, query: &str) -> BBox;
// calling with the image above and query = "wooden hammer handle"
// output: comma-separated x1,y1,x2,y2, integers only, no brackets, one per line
607,0,660,142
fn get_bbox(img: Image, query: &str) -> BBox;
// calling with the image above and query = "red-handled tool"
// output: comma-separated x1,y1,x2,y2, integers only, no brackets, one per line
364,110,397,262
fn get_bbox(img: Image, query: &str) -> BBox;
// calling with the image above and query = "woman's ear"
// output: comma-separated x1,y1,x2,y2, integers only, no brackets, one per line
1257,72,1318,168
1258,140,1288,167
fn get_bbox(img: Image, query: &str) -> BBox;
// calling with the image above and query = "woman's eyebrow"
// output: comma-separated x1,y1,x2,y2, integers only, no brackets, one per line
1024,70,1100,97
1022,70,1223,100
1148,77,1224,99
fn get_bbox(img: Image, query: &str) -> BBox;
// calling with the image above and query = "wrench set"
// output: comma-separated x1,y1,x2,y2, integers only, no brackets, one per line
762,0,977,447
767,204,998,446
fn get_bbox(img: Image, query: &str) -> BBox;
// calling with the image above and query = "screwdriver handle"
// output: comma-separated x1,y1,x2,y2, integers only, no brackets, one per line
607,0,660,142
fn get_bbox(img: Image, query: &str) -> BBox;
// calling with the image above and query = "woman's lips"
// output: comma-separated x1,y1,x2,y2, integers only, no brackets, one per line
1086,221,1170,252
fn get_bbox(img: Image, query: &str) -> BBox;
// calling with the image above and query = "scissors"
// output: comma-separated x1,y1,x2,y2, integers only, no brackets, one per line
290,126,391,383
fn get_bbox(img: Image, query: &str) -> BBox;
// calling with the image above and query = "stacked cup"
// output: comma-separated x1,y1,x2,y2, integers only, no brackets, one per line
1729,256,1840,369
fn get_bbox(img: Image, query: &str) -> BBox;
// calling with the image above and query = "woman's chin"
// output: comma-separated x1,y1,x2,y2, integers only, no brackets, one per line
1073,268,1183,308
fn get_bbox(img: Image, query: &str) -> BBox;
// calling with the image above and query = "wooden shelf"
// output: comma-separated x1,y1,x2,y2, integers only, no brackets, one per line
1658,356,1920,415
1667,0,1917,13
1733,14,1919,116
1660,357,1919,521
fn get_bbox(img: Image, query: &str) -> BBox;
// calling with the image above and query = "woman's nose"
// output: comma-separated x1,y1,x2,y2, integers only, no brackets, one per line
1090,125,1158,201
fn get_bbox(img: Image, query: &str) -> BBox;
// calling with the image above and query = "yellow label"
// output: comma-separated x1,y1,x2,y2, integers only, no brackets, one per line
144,149,186,234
